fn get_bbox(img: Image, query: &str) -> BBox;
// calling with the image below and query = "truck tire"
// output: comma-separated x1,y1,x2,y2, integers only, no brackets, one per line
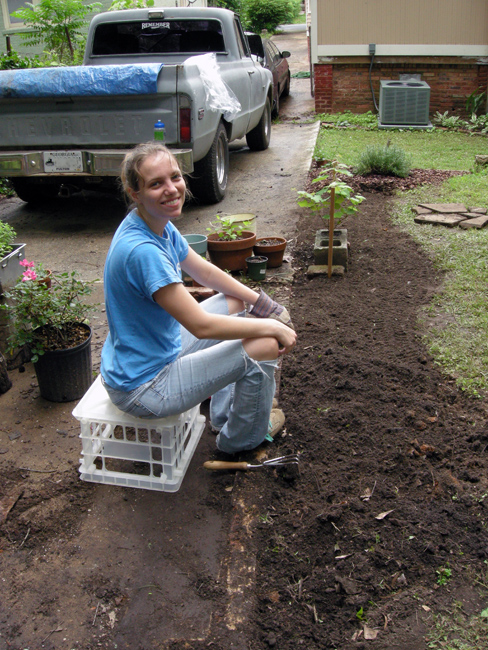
246,97,271,151
191,122,229,204
12,178,60,204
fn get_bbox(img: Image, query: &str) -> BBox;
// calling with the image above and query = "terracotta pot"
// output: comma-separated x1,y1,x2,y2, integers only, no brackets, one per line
38,269,52,289
207,231,256,272
253,237,287,268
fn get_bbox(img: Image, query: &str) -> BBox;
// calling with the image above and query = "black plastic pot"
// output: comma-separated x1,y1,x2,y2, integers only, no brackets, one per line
34,322,93,402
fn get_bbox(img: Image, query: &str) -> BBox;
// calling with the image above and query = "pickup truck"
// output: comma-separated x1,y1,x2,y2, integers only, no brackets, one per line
0,7,273,204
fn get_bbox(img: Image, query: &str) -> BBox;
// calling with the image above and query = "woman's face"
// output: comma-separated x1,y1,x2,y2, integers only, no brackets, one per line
131,152,186,223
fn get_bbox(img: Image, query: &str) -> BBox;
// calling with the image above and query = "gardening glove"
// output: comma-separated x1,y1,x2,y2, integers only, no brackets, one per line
249,289,295,330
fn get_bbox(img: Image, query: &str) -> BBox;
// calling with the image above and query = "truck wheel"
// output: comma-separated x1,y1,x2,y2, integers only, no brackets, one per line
12,178,60,204
246,97,271,151
191,122,229,204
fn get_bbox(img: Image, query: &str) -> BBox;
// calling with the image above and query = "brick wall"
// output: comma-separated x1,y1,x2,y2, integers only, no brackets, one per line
314,61,488,116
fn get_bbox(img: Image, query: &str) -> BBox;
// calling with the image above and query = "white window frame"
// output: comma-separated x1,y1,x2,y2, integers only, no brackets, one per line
1,0,39,31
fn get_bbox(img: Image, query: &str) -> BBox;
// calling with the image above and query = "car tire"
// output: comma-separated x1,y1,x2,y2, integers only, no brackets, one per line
282,72,291,98
246,97,271,151
272,91,279,118
190,121,229,204
11,178,60,204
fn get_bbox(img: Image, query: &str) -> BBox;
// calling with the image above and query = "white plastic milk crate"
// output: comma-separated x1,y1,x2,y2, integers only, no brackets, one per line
73,376,206,492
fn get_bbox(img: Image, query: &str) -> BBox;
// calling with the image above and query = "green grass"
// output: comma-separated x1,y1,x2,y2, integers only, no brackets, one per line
391,168,488,396
426,599,488,649
314,116,481,171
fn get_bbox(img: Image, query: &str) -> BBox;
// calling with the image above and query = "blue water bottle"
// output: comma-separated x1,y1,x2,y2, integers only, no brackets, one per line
154,119,165,142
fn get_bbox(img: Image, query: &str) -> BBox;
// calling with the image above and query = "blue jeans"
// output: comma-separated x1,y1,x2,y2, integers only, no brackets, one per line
103,293,278,454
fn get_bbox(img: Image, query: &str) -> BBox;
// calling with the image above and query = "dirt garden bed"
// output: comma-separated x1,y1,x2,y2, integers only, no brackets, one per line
1,170,487,649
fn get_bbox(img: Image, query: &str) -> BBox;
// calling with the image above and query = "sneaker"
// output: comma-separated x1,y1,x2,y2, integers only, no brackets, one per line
265,408,285,441
272,397,278,409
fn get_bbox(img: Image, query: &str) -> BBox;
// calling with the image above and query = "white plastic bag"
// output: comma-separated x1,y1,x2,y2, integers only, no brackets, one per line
186,53,241,122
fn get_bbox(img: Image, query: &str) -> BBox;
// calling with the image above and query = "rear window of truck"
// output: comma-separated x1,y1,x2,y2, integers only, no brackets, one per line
92,19,226,56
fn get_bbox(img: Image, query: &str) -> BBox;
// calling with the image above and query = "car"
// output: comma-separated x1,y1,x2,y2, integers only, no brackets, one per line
246,33,291,116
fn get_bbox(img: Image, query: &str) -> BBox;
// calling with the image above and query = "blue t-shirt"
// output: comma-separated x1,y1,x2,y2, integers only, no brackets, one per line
101,210,189,391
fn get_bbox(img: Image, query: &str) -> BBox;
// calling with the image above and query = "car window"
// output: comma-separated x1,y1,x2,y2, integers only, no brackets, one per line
266,40,280,62
92,19,226,55
233,18,250,58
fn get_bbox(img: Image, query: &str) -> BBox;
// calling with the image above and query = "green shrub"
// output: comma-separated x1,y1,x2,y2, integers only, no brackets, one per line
11,0,101,64
243,0,299,34
0,51,44,70
355,142,411,178
465,90,486,117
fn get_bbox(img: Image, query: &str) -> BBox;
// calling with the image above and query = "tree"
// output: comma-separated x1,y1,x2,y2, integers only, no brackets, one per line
243,0,299,34
11,0,102,63
109,0,154,9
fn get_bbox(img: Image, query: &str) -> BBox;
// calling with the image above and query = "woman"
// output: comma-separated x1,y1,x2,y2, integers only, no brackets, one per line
100,142,297,455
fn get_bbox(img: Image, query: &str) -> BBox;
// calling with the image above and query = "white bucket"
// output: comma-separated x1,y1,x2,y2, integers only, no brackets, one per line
225,213,257,234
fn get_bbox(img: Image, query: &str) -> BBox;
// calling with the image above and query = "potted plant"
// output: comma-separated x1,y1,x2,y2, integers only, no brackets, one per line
1,259,96,402
206,215,257,272
296,161,364,277
253,236,287,268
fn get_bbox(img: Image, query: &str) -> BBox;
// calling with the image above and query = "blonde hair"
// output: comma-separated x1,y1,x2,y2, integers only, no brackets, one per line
120,142,183,198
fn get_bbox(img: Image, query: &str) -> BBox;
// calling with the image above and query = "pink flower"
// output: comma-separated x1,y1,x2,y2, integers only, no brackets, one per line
20,259,35,268
21,269,37,282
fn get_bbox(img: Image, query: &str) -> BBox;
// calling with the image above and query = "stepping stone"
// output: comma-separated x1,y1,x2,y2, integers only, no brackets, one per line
459,215,488,229
460,212,487,218
414,213,467,227
468,207,487,214
412,206,432,215
418,203,467,213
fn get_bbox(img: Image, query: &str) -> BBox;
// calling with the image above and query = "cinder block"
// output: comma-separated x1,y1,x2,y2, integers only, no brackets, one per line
313,229,348,269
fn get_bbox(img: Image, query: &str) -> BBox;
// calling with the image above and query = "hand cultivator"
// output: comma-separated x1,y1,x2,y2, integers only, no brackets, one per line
203,454,300,471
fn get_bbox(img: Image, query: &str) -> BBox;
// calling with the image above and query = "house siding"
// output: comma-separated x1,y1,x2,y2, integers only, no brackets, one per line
312,0,488,116
316,0,488,48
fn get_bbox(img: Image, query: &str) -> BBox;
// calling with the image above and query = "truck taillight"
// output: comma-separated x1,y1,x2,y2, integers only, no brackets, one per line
179,108,191,143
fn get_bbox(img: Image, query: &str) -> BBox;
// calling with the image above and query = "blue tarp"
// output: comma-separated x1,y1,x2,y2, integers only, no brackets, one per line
0,64,163,98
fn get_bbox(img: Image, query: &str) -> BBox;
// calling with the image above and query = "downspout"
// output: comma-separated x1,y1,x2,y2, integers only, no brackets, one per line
369,43,378,112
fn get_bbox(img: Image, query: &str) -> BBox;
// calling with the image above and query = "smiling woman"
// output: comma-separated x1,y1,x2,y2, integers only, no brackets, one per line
100,141,296,455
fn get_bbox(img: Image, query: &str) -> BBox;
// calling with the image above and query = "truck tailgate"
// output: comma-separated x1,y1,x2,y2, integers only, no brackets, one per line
0,64,179,147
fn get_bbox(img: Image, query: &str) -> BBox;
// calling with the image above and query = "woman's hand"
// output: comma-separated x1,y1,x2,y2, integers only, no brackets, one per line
270,319,297,355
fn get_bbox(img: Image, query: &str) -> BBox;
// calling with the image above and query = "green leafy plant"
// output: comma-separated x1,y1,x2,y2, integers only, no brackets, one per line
11,0,102,64
296,161,364,226
355,141,411,178
0,221,17,258
242,0,300,34
356,606,365,621
1,259,95,362
317,110,378,130
207,215,253,241
109,0,154,9
0,50,44,70
436,565,452,586
465,90,486,117
432,111,467,131
466,113,488,134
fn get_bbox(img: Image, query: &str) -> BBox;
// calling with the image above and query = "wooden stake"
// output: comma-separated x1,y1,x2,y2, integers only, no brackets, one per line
328,186,335,278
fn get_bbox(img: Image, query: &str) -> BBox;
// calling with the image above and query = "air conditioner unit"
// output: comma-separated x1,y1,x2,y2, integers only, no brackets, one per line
378,80,430,127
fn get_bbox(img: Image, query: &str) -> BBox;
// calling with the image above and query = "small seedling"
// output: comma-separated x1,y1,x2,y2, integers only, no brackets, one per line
436,565,452,586
207,215,252,241
356,606,365,621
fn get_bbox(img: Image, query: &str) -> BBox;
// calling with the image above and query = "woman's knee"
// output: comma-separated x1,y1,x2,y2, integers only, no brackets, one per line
226,295,245,315
243,336,279,361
